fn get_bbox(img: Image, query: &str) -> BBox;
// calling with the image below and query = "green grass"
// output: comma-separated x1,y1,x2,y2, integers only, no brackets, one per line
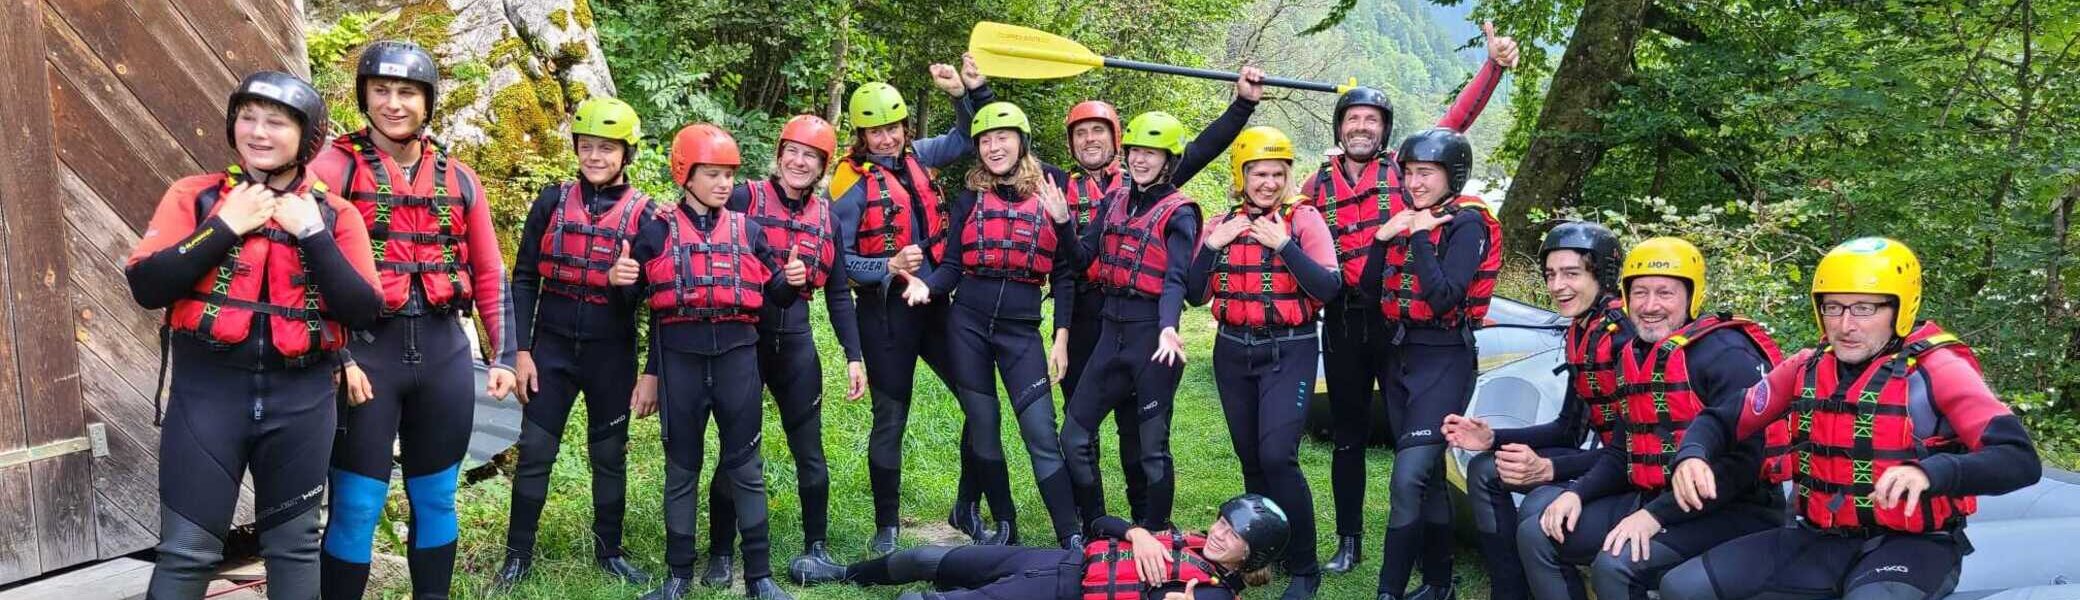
375,300,1492,599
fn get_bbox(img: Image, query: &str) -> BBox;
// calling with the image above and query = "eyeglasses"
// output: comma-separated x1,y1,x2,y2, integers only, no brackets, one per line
1818,301,1891,317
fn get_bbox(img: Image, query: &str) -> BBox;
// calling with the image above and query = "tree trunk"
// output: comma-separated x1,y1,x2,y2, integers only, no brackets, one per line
827,10,850,126
1498,0,1651,259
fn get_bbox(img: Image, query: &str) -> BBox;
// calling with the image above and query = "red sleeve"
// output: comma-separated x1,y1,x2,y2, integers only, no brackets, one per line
1291,205,1338,268
457,164,517,367
324,192,380,290
1921,349,2012,450
1436,59,1505,133
128,175,218,266
1734,348,1810,441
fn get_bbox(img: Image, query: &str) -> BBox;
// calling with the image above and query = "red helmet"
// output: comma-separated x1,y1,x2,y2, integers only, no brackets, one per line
670,123,742,184
778,114,838,160
1065,100,1121,147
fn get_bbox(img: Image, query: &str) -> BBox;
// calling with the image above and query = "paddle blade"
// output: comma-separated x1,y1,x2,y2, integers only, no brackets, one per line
969,21,1104,80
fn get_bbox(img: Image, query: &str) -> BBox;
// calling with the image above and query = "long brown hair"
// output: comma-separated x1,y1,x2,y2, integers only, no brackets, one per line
965,150,1046,197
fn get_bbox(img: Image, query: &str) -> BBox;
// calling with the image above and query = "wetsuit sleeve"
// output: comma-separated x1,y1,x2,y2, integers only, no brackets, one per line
753,225,803,309
1494,382,1589,452
1160,206,1201,329
834,185,893,287
510,185,560,350
1437,59,1505,132
1172,98,1257,186
1568,444,1630,501
1407,215,1482,313
630,218,666,376
1150,582,1237,600
726,183,751,212
644,311,662,377
1184,230,1219,307
302,194,383,330
1049,217,1080,328
1916,352,2041,496
127,177,237,309
1358,239,1390,302
1547,448,1603,482
1645,334,1767,526
922,191,976,294
1070,200,1108,273
822,211,865,362
457,165,517,369
911,84,991,168
1677,351,1807,466
1280,208,1342,301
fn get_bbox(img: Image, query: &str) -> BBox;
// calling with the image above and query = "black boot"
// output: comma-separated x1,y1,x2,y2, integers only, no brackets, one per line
789,545,847,585
746,577,795,600
702,552,735,587
870,526,901,555
1407,584,1457,600
640,576,696,600
947,500,984,541
596,555,651,586
800,540,836,564
1281,573,1322,600
1377,594,1401,600
486,555,531,595
982,521,1019,546
1324,534,1362,573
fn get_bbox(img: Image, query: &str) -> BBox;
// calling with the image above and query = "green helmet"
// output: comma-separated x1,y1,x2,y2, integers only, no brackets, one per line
1122,111,1186,155
848,82,909,129
970,102,1031,137
571,97,643,149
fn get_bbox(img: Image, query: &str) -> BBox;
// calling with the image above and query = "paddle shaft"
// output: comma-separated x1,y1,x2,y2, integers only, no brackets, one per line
1102,58,1341,92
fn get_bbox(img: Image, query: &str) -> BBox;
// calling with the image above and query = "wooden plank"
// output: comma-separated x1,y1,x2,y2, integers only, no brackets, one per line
0,466,37,584
42,0,240,171
169,0,304,80
43,7,206,230
0,556,152,600
62,166,167,399
92,473,157,560
27,455,93,571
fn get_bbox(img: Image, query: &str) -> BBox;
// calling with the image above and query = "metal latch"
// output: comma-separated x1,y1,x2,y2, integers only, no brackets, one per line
0,433,97,468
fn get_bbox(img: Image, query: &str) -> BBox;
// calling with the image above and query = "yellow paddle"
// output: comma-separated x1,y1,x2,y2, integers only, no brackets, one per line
969,21,1357,94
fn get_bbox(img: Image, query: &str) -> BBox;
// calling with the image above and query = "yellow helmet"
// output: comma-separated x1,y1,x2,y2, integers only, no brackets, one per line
848,82,909,129
1811,237,1922,337
1228,126,1295,191
1621,237,1707,318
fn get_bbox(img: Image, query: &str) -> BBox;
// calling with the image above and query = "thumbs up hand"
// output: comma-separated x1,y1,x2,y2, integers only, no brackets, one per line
609,240,640,286
784,243,810,287
1484,21,1521,69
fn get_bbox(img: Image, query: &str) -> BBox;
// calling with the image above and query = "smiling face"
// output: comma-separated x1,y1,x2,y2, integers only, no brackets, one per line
683,165,737,209
1241,159,1288,210
1070,120,1117,170
574,135,627,186
1820,292,1898,364
233,101,301,172
1125,146,1169,186
862,122,907,156
1627,276,1692,342
363,78,428,140
977,129,1022,176
1544,250,1600,318
1404,161,1450,208
1201,517,1250,569
1338,106,1385,157
775,141,826,194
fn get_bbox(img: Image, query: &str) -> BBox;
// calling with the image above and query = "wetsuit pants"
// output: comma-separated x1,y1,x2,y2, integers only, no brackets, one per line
844,545,1082,600
1377,339,1476,597
1658,526,1964,600
1063,316,1182,531
945,302,1082,543
710,329,831,555
856,288,973,529
323,313,476,600
1058,287,1148,522
1467,452,1588,600
1322,299,1395,538
660,345,773,581
1517,491,1781,600
1211,327,1321,576
504,329,635,560
152,348,335,600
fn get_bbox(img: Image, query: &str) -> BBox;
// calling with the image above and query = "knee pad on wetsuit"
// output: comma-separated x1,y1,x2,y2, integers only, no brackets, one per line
1466,453,1508,534
324,469,390,562
1514,512,1556,559
1845,581,1942,600
402,464,461,550
1387,445,1445,529
888,545,953,582
1655,557,1720,600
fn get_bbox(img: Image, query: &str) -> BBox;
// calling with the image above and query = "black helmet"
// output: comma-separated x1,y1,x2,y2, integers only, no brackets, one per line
1397,127,1473,197
355,40,441,120
1332,87,1394,151
1218,494,1290,572
225,71,329,169
1541,221,1624,295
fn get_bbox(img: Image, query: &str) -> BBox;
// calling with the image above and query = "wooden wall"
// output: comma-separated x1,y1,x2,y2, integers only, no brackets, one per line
0,0,306,585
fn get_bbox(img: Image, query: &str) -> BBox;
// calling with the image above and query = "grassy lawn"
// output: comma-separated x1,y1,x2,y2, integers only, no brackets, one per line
378,300,1492,599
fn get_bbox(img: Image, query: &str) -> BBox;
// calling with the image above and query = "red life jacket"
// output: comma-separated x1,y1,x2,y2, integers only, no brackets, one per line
744,180,836,298
1088,189,1195,298
1619,314,1794,490
167,173,347,365
1791,323,1979,534
1377,196,1502,327
842,154,947,263
538,182,646,304
335,131,475,313
1208,205,1326,328
643,208,768,324
1304,158,1406,290
959,189,1058,284
1568,296,1628,446
1079,531,1232,600
1064,166,1122,230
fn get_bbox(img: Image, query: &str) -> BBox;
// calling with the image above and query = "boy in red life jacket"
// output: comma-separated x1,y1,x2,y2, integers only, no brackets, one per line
127,71,381,600
792,494,1293,600
1185,125,1342,600
493,96,655,591
1658,238,2041,600
706,114,864,583
627,124,807,600
307,40,519,600
1523,238,1785,600
1444,221,1631,600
